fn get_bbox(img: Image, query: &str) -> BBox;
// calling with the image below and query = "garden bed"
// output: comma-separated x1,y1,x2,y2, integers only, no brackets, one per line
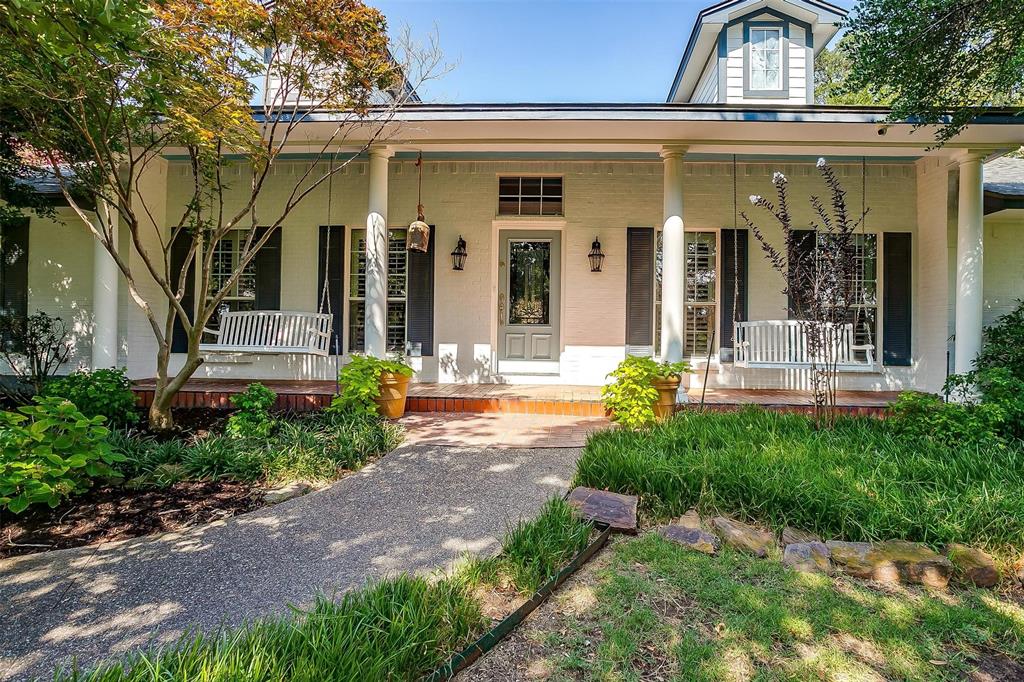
0,480,259,559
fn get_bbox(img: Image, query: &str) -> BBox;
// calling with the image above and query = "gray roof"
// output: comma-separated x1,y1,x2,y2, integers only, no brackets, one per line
985,156,1024,197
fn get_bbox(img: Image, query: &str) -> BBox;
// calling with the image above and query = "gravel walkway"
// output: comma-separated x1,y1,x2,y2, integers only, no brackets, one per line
0,444,580,681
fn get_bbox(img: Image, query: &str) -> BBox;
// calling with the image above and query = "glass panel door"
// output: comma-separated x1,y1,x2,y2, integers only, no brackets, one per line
685,231,717,357
508,240,551,325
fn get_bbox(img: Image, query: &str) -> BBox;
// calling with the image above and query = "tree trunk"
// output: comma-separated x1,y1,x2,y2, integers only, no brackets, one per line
148,342,176,431
147,340,205,431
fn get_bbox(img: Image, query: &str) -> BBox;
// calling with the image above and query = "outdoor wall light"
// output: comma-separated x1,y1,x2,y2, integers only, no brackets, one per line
451,235,467,271
588,236,605,272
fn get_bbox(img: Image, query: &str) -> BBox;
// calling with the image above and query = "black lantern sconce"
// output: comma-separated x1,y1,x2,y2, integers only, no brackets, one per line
451,235,468,271
588,236,605,272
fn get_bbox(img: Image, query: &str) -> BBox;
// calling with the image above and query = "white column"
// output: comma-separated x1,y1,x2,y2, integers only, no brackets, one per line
660,146,687,363
364,146,392,358
954,152,985,375
91,201,119,369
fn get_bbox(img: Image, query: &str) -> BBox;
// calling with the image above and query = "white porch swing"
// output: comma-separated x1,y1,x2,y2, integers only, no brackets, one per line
199,156,339,358
731,156,876,372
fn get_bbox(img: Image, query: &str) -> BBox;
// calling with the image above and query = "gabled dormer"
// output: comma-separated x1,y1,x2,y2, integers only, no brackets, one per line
667,0,846,104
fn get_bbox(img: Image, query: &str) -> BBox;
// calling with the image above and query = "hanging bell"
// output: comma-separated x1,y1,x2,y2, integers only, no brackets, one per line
407,151,430,253
407,205,430,253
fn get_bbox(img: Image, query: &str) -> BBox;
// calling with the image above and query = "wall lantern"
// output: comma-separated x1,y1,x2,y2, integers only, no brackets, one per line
451,235,468,271
406,152,430,253
588,236,605,272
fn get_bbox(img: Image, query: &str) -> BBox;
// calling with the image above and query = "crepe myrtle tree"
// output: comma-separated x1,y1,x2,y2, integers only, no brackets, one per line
0,0,445,429
742,159,871,427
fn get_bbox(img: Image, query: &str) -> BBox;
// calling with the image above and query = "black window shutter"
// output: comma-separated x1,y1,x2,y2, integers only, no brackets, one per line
318,225,345,355
787,229,816,318
406,226,435,356
0,217,30,319
626,227,655,352
253,226,281,310
720,228,748,350
883,232,912,366
169,229,195,353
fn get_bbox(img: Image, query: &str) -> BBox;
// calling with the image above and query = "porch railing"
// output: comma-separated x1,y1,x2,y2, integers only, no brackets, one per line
733,320,875,371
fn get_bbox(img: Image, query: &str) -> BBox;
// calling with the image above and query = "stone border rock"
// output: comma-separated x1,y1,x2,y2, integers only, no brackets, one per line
658,510,1001,589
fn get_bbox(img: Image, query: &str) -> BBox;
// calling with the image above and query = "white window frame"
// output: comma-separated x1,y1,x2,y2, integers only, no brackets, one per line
654,227,722,361
207,229,257,312
497,176,564,217
347,227,409,354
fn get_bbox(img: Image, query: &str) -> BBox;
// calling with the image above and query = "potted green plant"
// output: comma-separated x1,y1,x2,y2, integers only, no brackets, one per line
333,354,414,419
601,356,691,429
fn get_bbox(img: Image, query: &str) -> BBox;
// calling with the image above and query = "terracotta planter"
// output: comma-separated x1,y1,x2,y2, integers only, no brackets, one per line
374,372,411,419
651,375,682,421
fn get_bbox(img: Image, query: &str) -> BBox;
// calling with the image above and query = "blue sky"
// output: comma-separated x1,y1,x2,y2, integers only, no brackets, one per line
374,0,855,103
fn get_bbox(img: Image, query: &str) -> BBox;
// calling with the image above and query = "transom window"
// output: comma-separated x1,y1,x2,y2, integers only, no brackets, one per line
498,177,563,216
349,228,408,353
749,27,783,91
208,230,256,313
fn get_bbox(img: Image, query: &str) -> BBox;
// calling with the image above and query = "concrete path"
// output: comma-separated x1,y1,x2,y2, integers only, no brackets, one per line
0,444,581,681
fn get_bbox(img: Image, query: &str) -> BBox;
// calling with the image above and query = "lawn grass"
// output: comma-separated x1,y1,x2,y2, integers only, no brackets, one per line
487,533,1024,681
575,408,1024,555
111,411,404,486
57,575,485,682
468,497,594,593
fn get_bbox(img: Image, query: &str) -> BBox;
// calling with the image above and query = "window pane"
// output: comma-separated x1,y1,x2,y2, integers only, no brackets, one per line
387,301,406,352
498,198,520,215
508,240,551,325
686,232,716,303
520,177,542,197
388,230,407,298
349,300,365,352
350,229,367,298
498,177,520,195
519,198,542,215
540,198,563,216
541,177,562,197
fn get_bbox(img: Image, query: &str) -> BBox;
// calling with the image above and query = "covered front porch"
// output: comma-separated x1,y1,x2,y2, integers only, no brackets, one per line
132,378,899,416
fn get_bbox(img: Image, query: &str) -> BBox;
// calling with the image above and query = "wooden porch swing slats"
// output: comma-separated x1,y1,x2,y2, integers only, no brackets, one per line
733,320,875,371
199,310,333,356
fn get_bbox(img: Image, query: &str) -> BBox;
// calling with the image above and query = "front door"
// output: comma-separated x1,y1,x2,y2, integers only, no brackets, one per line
498,230,561,372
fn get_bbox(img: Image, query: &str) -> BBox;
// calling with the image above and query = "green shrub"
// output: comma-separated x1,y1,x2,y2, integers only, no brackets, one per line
601,356,690,430
889,390,1009,446
574,407,1024,554
225,383,276,439
976,299,1024,380
472,497,592,594
0,397,125,513
42,368,139,427
57,574,485,681
331,354,413,415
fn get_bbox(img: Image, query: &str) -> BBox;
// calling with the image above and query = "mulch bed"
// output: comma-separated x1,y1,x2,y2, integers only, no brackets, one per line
0,480,261,560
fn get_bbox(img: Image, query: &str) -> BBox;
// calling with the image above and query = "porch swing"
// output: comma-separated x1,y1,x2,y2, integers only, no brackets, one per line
198,156,339,358
731,156,876,371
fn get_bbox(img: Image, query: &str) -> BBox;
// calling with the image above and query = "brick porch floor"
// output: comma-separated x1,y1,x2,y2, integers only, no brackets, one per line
132,378,899,416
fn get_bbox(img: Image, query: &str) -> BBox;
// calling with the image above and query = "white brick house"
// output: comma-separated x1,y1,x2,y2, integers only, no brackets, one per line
3,0,1023,396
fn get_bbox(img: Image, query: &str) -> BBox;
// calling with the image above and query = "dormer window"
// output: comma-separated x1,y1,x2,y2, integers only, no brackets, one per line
749,27,782,91
743,22,789,98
